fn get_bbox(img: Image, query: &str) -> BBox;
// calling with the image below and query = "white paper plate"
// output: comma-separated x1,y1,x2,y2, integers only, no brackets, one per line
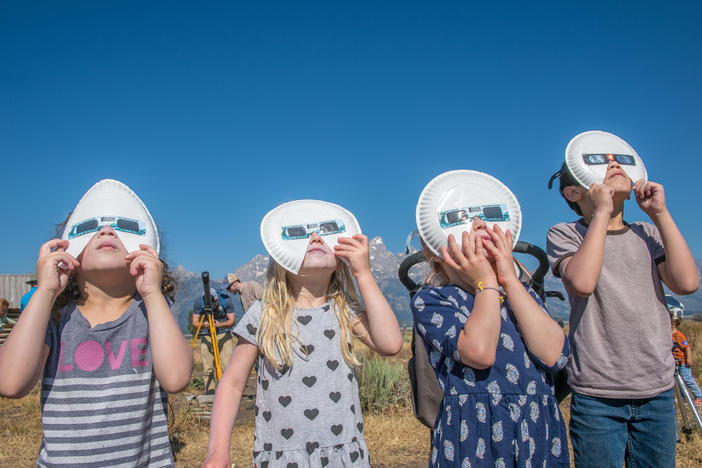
62,179,159,258
260,200,362,274
565,130,647,189
416,170,521,257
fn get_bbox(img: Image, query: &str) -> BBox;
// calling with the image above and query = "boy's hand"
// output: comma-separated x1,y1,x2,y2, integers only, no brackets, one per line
482,226,518,288
36,239,80,298
634,180,667,216
440,231,498,291
125,245,164,300
587,183,615,217
334,234,371,280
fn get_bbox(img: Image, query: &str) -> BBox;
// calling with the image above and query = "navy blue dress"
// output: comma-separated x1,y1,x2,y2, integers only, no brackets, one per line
411,284,570,468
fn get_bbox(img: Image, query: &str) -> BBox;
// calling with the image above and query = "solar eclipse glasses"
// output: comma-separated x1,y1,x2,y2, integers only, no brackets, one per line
281,219,346,240
582,153,636,166
68,216,146,239
439,204,510,228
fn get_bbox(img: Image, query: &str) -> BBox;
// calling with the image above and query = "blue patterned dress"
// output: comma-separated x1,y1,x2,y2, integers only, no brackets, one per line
411,284,570,468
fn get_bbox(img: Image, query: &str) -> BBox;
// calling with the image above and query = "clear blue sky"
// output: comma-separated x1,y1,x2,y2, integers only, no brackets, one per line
2,1,701,279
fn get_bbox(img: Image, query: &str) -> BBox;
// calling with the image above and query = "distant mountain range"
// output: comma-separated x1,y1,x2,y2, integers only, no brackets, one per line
170,239,702,333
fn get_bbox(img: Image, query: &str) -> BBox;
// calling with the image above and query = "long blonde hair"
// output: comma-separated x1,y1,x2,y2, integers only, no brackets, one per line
257,258,362,370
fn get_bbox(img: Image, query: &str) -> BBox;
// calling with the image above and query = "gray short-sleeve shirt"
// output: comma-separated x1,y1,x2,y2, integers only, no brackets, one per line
546,220,673,399
234,301,369,467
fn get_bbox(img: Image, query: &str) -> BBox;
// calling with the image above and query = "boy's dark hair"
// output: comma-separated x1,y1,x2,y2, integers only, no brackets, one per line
548,163,583,216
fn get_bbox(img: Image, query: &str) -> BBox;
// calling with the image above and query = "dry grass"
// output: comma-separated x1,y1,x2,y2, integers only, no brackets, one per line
4,325,702,467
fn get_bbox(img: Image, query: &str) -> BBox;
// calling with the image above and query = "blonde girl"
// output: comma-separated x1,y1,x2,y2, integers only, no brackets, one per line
203,223,403,468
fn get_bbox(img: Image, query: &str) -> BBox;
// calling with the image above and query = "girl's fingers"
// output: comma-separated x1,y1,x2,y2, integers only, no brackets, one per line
138,244,159,257
336,236,361,247
439,246,462,272
447,234,467,266
352,233,368,246
39,239,69,257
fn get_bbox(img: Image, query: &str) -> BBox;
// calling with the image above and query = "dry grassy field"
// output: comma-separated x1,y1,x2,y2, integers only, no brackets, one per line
3,323,702,467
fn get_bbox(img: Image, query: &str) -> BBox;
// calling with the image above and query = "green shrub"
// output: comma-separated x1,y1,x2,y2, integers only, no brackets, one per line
357,352,410,413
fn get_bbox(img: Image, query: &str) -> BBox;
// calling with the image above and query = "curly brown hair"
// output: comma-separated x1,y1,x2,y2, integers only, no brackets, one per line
51,213,177,317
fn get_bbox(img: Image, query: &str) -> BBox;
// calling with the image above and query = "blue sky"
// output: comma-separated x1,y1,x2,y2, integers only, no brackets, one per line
2,1,701,279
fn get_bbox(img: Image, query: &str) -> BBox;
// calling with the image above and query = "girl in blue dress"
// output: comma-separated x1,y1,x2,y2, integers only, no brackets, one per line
412,220,570,467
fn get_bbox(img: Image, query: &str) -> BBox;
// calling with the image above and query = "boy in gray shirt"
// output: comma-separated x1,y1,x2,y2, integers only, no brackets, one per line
546,132,698,468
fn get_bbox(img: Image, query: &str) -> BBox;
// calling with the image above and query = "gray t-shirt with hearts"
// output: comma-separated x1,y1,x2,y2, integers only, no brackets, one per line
234,301,369,468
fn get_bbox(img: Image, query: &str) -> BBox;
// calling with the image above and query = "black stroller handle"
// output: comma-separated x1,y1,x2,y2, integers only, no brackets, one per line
398,240,553,302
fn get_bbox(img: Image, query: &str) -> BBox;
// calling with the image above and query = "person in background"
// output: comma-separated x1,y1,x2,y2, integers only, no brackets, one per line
0,298,16,331
224,273,262,313
670,305,702,406
192,288,236,395
20,274,38,312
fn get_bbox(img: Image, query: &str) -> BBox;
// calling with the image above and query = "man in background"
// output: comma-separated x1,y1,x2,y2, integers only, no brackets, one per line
224,273,262,313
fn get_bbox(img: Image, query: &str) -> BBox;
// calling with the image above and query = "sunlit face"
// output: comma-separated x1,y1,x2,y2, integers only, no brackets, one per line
298,232,337,273
602,160,633,193
77,225,130,272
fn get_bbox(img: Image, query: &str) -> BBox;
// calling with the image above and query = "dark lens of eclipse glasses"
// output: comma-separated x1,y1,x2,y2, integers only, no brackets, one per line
116,218,140,233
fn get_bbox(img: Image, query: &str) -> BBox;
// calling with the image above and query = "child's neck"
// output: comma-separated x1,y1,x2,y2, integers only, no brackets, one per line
287,272,330,309
581,196,627,230
76,272,137,327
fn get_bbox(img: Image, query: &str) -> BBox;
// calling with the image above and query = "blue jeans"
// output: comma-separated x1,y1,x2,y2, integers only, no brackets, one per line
569,389,676,468
678,365,702,399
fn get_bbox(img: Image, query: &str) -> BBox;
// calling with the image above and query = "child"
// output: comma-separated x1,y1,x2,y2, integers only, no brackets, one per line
0,179,193,467
0,298,16,331
546,131,699,467
670,305,702,405
203,200,403,468
412,170,570,467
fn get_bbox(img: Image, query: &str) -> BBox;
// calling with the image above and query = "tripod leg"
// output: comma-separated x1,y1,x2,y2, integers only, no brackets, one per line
676,373,702,433
675,376,691,437
191,314,206,349
208,314,223,380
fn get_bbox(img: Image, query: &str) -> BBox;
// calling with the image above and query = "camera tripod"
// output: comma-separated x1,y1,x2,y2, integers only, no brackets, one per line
190,272,223,380
674,366,702,440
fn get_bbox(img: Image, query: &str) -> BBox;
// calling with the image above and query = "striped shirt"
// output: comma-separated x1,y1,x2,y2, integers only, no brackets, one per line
39,299,173,467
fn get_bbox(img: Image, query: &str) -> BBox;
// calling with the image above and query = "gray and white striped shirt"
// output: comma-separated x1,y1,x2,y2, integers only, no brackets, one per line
39,299,173,467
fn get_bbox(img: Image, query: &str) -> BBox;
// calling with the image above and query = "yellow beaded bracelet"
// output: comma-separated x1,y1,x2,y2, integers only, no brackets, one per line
476,280,504,303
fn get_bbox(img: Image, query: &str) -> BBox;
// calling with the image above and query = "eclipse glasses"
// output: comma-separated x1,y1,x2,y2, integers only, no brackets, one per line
281,219,346,240
68,216,146,239
439,204,510,228
582,153,636,166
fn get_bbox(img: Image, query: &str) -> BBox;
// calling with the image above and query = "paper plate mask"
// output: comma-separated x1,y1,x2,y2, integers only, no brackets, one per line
260,200,362,274
61,179,160,258
565,131,647,189
416,170,522,257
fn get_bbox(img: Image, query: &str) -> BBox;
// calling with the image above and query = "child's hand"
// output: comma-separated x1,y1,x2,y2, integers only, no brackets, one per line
483,225,519,288
36,239,80,298
334,234,371,280
440,231,498,291
586,183,615,216
125,245,164,300
202,452,230,468
634,180,667,216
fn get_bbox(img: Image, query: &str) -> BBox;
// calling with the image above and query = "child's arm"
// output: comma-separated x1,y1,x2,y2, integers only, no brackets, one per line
126,245,193,393
558,184,614,297
685,346,693,367
334,234,403,356
484,226,566,366
0,239,79,398
634,180,699,295
203,339,258,468
439,231,502,369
